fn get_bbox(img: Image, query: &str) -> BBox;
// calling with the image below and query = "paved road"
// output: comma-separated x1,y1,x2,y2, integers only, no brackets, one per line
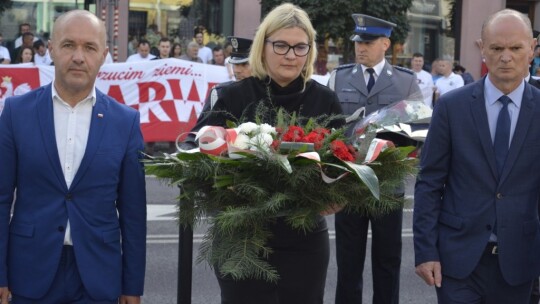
143,176,438,303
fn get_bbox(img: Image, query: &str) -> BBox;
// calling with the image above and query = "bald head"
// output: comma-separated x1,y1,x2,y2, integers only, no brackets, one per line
52,10,107,46
481,9,532,41
479,8,535,94
48,9,109,106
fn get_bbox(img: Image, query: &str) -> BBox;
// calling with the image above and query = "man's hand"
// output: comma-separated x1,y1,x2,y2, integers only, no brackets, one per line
119,295,141,304
0,287,10,304
415,261,442,287
320,204,344,216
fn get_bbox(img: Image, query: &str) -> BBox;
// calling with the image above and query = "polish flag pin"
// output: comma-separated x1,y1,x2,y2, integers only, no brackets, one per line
97,113,104,118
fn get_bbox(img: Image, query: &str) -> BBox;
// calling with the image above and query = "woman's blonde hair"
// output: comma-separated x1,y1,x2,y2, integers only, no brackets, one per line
249,3,317,87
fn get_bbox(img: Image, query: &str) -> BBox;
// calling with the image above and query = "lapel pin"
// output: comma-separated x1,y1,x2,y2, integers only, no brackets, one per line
97,113,104,118
387,69,392,76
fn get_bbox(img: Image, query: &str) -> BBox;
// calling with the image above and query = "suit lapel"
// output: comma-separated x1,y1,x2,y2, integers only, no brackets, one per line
470,79,499,180
500,83,536,184
37,84,68,191
69,92,109,191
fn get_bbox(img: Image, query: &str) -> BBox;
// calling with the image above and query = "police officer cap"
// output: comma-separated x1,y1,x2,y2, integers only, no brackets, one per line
227,36,253,64
350,14,396,42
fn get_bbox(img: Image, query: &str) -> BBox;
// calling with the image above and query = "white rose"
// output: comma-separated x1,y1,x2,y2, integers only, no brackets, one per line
232,134,250,149
238,122,258,135
248,133,274,151
259,123,277,135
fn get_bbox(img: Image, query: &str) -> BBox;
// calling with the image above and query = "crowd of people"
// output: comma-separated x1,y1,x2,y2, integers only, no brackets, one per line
0,22,236,76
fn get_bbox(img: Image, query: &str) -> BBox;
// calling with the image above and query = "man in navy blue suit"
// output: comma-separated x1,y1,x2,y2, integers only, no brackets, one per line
0,10,146,304
414,9,540,303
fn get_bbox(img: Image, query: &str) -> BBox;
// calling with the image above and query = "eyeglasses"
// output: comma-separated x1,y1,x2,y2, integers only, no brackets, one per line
265,39,311,57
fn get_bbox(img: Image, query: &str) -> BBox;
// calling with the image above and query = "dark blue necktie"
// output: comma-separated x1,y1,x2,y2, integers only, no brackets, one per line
366,68,375,93
494,95,512,175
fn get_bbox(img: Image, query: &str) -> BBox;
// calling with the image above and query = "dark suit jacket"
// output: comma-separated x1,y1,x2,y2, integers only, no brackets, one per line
0,84,147,299
414,77,540,285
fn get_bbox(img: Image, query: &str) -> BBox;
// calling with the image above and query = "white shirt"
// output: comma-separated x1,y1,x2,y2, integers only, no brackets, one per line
435,72,464,96
52,84,96,245
198,45,213,64
126,53,156,62
415,69,435,108
0,46,10,62
14,35,39,48
483,76,522,145
34,50,52,66
361,59,386,87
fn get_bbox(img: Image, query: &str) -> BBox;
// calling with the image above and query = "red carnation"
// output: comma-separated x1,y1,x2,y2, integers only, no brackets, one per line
282,126,305,142
331,140,355,161
303,128,330,150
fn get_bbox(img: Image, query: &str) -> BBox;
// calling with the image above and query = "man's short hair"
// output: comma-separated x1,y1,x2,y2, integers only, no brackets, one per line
212,45,223,52
33,40,45,49
412,52,424,58
138,39,150,47
159,37,170,44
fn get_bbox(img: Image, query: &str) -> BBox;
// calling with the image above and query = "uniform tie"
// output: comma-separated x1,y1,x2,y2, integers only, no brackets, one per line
494,95,512,175
366,68,375,93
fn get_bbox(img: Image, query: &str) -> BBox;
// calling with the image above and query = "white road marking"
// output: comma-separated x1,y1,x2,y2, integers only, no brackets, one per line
147,204,414,222
146,204,415,243
147,229,414,244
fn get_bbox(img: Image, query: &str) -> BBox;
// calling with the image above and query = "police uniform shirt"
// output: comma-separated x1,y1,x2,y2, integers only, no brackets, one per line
329,60,422,117
435,71,464,96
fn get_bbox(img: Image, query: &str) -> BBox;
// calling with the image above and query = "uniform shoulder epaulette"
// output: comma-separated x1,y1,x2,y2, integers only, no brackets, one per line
393,65,414,75
213,81,234,90
335,63,356,71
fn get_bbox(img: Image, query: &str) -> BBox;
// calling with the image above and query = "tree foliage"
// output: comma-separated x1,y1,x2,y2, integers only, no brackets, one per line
445,0,457,38
260,0,413,62
0,1,12,16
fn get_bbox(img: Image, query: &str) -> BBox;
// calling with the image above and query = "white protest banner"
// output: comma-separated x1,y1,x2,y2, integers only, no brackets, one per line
0,58,230,142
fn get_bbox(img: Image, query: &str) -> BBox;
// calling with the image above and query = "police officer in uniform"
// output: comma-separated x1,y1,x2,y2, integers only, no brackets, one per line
328,14,422,304
203,37,253,111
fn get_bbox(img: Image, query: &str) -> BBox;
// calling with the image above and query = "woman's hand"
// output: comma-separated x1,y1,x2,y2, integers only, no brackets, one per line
319,204,344,216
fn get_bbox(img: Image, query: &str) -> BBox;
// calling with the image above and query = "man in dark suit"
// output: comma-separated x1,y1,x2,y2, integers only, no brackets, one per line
527,74,540,304
329,14,422,304
414,9,540,303
0,10,146,303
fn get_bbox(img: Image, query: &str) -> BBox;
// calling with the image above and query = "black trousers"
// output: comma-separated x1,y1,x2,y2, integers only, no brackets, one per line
335,208,403,304
215,217,330,304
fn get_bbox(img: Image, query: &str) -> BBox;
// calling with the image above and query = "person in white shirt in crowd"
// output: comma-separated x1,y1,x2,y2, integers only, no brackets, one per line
0,33,11,64
411,52,435,108
126,39,156,62
33,40,52,66
434,56,464,97
14,23,39,48
179,41,203,63
194,30,212,64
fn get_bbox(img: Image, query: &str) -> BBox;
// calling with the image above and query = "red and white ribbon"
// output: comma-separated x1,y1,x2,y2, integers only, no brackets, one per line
196,126,239,156
364,138,394,163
